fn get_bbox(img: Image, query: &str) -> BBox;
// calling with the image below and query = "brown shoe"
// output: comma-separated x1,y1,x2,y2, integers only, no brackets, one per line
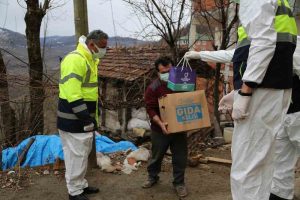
142,179,158,188
174,185,188,198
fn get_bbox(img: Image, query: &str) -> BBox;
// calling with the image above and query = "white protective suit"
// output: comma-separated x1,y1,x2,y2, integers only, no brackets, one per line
186,40,300,200
233,1,292,199
271,37,300,200
59,130,93,196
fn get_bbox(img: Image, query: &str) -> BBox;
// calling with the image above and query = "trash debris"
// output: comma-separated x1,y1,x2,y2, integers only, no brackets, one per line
131,107,148,121
121,147,150,174
122,157,138,175
96,153,116,173
2,134,137,170
132,128,146,137
126,147,150,162
127,118,150,130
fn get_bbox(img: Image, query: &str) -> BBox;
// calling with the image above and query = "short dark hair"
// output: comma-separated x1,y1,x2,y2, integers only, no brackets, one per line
154,56,174,71
87,30,108,42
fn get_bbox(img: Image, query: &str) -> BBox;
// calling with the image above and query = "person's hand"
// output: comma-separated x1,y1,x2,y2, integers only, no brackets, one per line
159,122,169,134
184,51,201,60
232,91,252,121
218,90,235,113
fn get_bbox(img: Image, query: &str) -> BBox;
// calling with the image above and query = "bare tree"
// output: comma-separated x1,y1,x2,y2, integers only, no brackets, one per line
192,0,238,122
22,0,52,134
0,50,16,147
123,0,190,61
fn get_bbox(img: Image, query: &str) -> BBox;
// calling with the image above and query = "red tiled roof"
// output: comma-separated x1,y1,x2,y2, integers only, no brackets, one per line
98,46,174,81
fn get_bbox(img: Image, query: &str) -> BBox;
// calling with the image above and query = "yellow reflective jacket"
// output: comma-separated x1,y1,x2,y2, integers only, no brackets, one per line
57,42,99,133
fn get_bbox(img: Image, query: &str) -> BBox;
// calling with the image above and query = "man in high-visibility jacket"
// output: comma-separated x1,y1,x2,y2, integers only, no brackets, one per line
57,30,108,200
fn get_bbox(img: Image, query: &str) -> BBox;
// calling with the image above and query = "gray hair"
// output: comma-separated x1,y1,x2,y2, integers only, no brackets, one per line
86,30,108,42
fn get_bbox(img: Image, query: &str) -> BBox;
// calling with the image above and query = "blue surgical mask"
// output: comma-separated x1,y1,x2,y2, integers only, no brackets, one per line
92,44,106,59
159,73,169,82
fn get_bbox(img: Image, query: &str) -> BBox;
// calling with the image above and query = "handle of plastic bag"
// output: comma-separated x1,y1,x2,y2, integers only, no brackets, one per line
185,58,193,71
175,57,185,68
181,58,193,72
175,57,192,72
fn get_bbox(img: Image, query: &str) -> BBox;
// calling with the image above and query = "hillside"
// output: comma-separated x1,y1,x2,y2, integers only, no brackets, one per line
0,28,149,48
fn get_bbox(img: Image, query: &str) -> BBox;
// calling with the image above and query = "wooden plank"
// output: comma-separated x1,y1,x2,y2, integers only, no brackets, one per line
206,157,232,165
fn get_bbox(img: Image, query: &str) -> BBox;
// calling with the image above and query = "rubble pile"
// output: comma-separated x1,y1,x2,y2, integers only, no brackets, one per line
97,147,151,174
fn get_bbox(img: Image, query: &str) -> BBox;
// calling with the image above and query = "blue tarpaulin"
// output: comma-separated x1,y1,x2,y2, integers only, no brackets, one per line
2,134,137,170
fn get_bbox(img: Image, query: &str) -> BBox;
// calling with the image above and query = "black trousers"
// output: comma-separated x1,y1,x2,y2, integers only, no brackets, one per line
147,131,187,186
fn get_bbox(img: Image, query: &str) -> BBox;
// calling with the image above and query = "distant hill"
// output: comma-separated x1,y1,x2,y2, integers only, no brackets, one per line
0,28,149,48
0,28,27,47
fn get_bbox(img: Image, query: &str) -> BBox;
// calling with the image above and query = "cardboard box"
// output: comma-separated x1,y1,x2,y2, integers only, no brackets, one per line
159,90,211,133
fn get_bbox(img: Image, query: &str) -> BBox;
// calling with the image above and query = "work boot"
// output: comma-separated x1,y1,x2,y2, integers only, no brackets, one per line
174,184,188,198
69,193,89,200
83,186,99,195
142,178,159,188
269,193,288,200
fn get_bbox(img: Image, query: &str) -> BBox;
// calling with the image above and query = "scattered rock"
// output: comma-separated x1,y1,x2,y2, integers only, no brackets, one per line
54,171,60,175
115,165,122,171
43,170,50,175
7,171,16,176
199,164,211,171
127,157,137,166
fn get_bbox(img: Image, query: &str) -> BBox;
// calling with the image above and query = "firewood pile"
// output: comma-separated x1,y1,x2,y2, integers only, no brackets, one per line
187,127,215,157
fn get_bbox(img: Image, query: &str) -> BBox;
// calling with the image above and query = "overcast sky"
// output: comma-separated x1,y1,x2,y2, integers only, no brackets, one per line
0,0,142,38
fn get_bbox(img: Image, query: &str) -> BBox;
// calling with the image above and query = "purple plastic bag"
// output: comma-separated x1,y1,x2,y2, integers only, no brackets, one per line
168,58,196,91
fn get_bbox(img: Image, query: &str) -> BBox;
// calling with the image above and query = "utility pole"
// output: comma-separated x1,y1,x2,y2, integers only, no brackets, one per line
73,0,89,41
73,0,97,169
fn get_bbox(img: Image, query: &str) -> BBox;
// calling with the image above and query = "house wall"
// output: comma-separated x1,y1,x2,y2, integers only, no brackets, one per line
101,82,121,132
190,0,237,50
193,40,214,51
193,0,230,11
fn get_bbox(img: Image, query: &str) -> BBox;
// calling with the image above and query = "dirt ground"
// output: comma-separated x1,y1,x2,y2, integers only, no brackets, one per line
1,147,300,200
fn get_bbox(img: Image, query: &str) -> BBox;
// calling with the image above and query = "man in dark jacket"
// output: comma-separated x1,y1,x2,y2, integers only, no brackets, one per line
143,56,188,198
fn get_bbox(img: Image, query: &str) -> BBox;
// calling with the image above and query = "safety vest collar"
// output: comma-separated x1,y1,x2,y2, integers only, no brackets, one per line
76,43,92,61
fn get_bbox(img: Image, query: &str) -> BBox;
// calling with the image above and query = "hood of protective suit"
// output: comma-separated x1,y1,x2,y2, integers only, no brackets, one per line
78,35,92,54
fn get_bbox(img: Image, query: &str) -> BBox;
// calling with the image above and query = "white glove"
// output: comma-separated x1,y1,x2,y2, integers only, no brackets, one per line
184,51,201,60
232,91,251,121
218,90,235,113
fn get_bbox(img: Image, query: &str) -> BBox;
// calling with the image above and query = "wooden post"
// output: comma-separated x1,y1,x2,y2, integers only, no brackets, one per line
73,0,89,41
121,84,127,135
101,80,107,127
212,116,225,146
88,132,97,169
